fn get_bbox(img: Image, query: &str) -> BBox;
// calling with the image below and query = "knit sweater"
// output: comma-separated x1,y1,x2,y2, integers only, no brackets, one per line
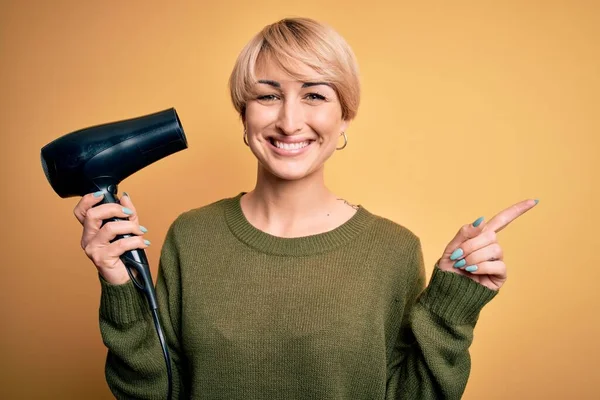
99,193,497,399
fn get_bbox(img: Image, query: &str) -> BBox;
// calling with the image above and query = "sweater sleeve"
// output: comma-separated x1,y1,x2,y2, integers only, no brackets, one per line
386,238,498,400
98,220,188,399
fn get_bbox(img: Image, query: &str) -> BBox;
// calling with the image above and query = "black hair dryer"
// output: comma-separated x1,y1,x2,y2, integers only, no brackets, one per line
40,108,188,310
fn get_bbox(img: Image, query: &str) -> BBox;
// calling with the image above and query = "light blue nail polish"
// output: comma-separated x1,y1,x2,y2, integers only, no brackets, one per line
93,191,104,197
453,259,467,268
144,239,151,245
140,225,148,233
122,207,133,215
465,265,478,272
472,217,484,227
123,192,129,197
450,248,464,261
534,199,539,204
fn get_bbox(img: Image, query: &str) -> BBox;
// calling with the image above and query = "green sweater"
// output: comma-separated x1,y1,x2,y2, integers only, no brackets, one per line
99,193,497,399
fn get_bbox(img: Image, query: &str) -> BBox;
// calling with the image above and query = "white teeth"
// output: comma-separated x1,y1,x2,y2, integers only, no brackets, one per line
272,140,310,150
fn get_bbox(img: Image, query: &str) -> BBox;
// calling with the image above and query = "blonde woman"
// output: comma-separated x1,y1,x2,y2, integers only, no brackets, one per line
74,17,537,399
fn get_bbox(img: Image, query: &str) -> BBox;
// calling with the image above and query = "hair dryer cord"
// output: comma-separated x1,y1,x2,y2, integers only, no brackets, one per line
152,308,173,400
122,257,173,400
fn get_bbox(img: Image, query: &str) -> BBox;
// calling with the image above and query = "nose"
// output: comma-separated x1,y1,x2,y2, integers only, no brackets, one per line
275,98,304,135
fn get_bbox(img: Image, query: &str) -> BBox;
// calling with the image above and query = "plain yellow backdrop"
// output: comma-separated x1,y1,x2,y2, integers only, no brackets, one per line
1,0,598,398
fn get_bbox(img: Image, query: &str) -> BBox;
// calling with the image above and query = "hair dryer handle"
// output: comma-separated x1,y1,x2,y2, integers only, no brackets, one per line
99,190,159,311
120,248,159,310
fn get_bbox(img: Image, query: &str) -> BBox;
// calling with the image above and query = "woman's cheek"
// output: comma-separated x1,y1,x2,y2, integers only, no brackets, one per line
311,113,342,135
246,102,279,125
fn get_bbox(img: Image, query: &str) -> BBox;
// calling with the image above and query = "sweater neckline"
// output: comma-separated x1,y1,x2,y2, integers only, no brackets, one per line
224,193,376,256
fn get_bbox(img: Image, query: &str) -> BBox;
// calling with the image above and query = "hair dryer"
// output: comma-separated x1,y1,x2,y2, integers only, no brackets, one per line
40,108,187,310
41,108,187,399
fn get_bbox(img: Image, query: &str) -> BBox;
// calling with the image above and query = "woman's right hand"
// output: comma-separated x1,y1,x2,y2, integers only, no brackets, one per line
73,192,150,285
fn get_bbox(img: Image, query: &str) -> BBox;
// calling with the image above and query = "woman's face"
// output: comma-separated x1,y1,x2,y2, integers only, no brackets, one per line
244,59,349,181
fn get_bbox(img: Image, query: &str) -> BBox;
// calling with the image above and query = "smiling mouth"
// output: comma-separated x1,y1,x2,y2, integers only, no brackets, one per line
269,138,313,150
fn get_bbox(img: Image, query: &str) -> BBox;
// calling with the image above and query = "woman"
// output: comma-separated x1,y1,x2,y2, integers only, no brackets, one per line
73,17,537,399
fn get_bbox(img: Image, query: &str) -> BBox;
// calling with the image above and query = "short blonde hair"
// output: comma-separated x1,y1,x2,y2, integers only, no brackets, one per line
229,17,360,121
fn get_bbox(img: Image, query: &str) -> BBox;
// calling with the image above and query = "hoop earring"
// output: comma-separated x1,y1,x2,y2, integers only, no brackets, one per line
336,132,347,150
243,129,249,146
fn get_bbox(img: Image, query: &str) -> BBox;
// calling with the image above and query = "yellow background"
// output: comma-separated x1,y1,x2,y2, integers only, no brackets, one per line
1,0,598,398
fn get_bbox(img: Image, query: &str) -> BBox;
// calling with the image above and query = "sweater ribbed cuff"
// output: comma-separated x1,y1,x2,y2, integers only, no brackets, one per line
98,274,148,325
418,267,498,325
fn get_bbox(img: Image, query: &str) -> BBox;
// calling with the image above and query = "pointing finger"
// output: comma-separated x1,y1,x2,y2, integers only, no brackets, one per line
485,199,538,233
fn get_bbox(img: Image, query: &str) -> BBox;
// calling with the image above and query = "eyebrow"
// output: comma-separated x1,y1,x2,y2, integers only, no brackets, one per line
257,80,331,88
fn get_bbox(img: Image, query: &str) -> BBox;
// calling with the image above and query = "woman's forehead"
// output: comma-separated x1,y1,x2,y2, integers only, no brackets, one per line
254,57,324,84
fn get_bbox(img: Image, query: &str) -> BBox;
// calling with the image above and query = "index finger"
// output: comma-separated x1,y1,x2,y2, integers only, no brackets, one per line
485,199,538,233
73,191,105,224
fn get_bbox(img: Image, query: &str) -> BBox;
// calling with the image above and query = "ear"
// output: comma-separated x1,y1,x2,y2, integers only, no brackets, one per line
340,119,350,133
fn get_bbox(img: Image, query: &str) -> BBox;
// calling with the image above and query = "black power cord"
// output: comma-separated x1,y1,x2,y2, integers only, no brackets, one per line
151,308,173,400
125,265,173,400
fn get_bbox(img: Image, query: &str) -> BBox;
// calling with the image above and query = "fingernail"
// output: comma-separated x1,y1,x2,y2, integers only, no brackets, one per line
123,192,129,198
450,248,464,260
453,259,467,268
534,199,539,204
122,207,133,215
144,239,151,245
93,191,104,197
140,225,148,233
472,217,484,227
465,265,478,272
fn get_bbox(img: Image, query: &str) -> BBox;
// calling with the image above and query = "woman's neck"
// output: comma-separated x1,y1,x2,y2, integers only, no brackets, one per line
240,166,357,238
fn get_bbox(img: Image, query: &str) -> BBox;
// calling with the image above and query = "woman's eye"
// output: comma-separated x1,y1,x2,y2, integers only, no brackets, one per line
257,94,279,102
305,93,326,102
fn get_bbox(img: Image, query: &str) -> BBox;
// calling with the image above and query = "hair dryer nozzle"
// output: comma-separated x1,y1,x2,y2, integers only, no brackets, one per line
41,108,187,197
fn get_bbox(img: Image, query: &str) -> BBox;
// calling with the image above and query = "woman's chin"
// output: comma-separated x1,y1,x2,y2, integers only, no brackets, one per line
261,163,319,182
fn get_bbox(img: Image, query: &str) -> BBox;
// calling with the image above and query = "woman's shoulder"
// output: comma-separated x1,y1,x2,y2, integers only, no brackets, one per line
356,209,423,276
363,208,421,250
168,194,239,233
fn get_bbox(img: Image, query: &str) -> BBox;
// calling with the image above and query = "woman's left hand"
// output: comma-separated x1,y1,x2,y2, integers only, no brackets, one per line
437,199,538,291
